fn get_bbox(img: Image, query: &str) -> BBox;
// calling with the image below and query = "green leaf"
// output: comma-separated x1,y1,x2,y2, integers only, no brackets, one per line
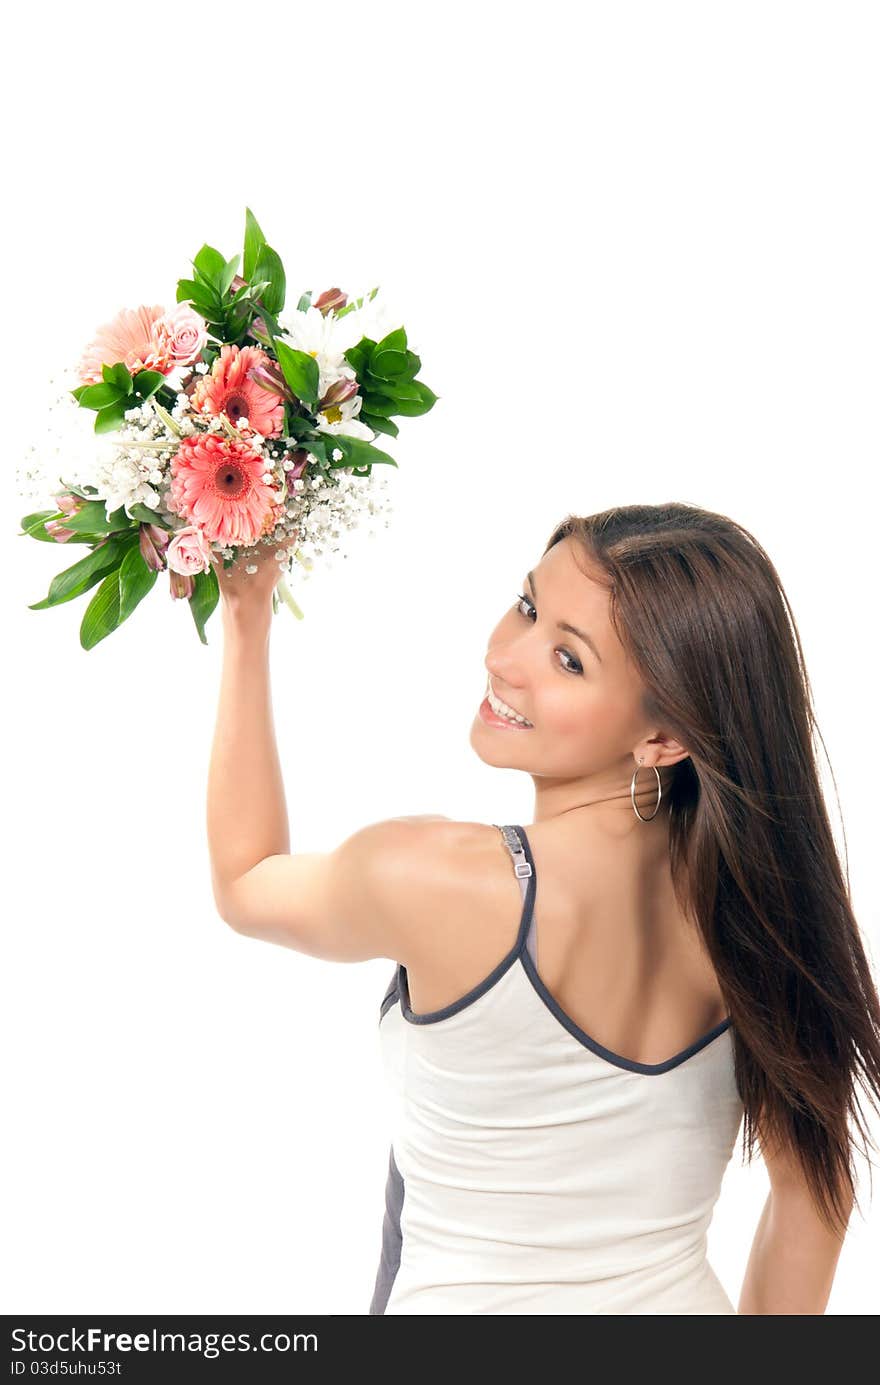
243,208,267,281
228,284,252,308
20,509,105,545
253,245,286,315
176,279,218,313
228,312,252,341
296,291,313,312
80,568,123,649
374,326,408,357
245,279,273,302
274,339,319,405
370,348,409,380
342,344,369,376
256,309,280,341
387,348,422,379
358,411,399,439
106,505,135,531
61,501,119,535
94,400,129,434
79,382,124,409
104,362,133,392
127,503,171,527
300,435,327,463
327,435,398,469
364,374,424,403
176,277,202,300
41,532,102,545
189,565,220,645
131,370,165,400
285,414,316,440
390,380,438,417
387,379,426,403
220,253,240,297
20,510,64,539
194,305,229,327
358,391,398,418
193,243,226,283
28,535,131,609
118,542,159,623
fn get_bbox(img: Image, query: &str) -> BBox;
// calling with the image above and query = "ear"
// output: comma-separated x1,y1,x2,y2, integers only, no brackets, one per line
639,734,690,769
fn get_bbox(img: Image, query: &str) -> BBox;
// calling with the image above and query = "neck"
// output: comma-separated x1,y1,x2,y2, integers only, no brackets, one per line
529,771,695,929
530,763,675,855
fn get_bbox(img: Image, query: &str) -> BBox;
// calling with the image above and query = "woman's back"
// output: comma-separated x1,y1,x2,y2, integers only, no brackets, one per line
370,822,743,1315
398,816,730,1060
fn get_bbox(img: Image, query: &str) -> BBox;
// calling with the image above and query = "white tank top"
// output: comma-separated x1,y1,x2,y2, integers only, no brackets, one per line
369,823,744,1315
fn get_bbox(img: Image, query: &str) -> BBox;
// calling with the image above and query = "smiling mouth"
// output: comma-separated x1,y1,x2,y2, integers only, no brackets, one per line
481,681,534,728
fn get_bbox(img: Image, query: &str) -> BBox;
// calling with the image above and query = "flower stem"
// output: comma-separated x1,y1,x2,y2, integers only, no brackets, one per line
109,439,178,450
277,575,304,620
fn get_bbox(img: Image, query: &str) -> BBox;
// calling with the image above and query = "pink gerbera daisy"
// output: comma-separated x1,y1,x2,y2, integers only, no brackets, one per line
77,304,174,385
167,433,284,547
190,343,286,438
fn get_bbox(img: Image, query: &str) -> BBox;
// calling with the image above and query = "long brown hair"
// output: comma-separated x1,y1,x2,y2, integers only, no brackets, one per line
544,502,880,1236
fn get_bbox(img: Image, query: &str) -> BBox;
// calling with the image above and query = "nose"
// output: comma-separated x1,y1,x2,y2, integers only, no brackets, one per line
485,650,528,700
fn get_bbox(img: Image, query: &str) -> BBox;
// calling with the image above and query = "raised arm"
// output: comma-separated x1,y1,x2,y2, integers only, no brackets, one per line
205,549,454,964
206,551,290,915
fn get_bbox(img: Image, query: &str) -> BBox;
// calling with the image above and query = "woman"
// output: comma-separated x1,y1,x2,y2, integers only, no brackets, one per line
207,501,880,1314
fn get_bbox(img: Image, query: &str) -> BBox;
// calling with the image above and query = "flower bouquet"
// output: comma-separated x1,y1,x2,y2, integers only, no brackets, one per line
19,208,437,648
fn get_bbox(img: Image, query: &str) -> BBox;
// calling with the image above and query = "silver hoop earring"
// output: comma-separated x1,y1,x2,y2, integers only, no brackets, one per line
631,755,662,822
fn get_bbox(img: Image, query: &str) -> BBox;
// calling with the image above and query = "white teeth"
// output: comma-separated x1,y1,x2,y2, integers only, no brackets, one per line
487,687,532,725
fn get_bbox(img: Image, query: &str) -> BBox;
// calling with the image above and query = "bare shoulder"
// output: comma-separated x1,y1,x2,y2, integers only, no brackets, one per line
216,814,511,968
371,815,507,909
344,814,521,973
394,813,455,823
375,816,530,1008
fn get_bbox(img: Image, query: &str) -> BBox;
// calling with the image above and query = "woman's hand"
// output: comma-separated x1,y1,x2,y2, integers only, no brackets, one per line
212,543,287,628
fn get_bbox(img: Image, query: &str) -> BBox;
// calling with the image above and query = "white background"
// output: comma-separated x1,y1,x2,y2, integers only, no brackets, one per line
3,0,878,1315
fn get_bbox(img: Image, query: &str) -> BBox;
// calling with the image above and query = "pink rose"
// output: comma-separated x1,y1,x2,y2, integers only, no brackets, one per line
153,304,208,368
166,524,215,576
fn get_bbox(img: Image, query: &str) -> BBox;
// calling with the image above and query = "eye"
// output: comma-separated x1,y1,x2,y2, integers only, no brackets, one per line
514,593,583,675
514,592,535,620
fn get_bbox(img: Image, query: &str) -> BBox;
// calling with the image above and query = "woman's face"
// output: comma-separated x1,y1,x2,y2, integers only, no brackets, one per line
470,536,655,782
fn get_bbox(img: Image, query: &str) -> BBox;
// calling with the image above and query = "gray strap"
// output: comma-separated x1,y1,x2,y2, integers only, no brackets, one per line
493,824,537,967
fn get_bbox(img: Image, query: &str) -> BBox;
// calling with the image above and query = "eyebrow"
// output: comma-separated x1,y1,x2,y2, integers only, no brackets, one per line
525,571,604,664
